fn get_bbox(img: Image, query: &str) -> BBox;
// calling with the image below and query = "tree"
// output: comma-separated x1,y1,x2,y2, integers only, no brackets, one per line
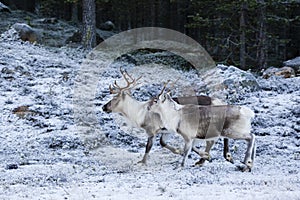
82,0,96,49
256,0,267,70
239,1,247,70
71,0,79,24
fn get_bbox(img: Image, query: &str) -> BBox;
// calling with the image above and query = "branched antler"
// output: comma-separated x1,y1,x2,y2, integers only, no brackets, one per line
109,68,142,94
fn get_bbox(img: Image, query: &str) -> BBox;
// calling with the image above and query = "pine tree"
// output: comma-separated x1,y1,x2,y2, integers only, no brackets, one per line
82,0,96,49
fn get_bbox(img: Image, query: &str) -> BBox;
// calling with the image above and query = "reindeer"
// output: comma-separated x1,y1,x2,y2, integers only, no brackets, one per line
149,88,255,172
102,69,233,165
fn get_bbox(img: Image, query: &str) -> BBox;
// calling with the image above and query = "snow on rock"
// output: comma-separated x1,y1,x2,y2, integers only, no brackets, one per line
116,49,195,71
284,56,300,67
200,64,260,103
0,9,115,47
99,20,115,31
11,23,39,43
284,56,300,75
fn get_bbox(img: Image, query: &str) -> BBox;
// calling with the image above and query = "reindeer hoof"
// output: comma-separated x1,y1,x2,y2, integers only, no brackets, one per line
203,152,210,160
174,148,183,155
227,158,234,164
194,159,206,166
237,165,251,172
194,155,211,166
137,160,147,165
225,153,234,164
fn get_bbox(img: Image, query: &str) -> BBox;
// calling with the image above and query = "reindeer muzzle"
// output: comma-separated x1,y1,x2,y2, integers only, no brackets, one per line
102,103,112,113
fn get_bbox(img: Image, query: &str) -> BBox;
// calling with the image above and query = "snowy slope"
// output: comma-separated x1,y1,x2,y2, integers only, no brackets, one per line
0,39,299,200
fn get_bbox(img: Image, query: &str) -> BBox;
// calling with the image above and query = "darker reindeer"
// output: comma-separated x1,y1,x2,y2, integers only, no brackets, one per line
149,89,255,172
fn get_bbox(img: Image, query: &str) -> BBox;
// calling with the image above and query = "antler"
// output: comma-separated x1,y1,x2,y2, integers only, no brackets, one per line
168,77,180,93
157,77,179,98
157,80,170,98
109,68,142,94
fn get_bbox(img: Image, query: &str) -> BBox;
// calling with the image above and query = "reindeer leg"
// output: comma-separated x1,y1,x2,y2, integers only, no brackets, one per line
251,142,256,163
192,139,209,158
239,134,255,172
194,140,214,166
223,138,234,163
160,132,182,154
138,135,155,165
180,139,193,167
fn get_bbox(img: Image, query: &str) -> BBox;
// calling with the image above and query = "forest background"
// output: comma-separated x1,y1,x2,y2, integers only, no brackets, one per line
3,0,300,70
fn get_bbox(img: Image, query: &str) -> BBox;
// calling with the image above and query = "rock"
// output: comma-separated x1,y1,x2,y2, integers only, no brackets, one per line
12,23,38,43
262,66,295,79
201,65,260,102
262,67,278,79
116,49,195,71
5,163,18,170
99,20,115,31
66,30,82,43
0,2,11,13
284,57,300,76
0,9,115,47
66,30,104,45
12,105,36,118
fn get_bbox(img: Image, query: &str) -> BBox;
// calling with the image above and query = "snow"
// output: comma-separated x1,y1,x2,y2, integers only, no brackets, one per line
284,56,300,67
0,39,300,199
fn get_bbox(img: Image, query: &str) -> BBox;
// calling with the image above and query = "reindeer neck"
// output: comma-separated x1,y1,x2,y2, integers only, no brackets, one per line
121,94,148,127
159,101,181,132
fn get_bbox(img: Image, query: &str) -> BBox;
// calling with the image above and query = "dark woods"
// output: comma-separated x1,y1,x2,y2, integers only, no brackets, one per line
3,0,300,70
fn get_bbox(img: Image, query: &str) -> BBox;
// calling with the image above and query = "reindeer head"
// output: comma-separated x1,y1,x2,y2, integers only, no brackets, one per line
102,68,141,113
149,80,181,114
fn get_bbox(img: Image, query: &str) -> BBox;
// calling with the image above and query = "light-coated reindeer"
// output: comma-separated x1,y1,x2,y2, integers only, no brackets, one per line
149,90,255,171
102,69,233,165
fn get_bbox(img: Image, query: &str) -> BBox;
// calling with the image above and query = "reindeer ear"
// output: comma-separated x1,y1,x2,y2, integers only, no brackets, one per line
160,93,167,103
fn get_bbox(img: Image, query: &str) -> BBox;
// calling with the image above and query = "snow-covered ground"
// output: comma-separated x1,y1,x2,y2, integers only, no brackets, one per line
0,38,299,200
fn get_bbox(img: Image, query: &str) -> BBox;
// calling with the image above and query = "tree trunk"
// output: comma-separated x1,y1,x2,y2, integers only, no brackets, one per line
158,0,170,28
256,0,267,70
82,0,96,49
239,2,247,70
71,2,79,24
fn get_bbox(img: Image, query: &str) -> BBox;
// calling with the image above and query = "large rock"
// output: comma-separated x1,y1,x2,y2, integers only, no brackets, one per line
262,66,295,79
0,2,11,13
12,23,38,43
284,57,300,76
116,49,195,71
200,65,260,103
